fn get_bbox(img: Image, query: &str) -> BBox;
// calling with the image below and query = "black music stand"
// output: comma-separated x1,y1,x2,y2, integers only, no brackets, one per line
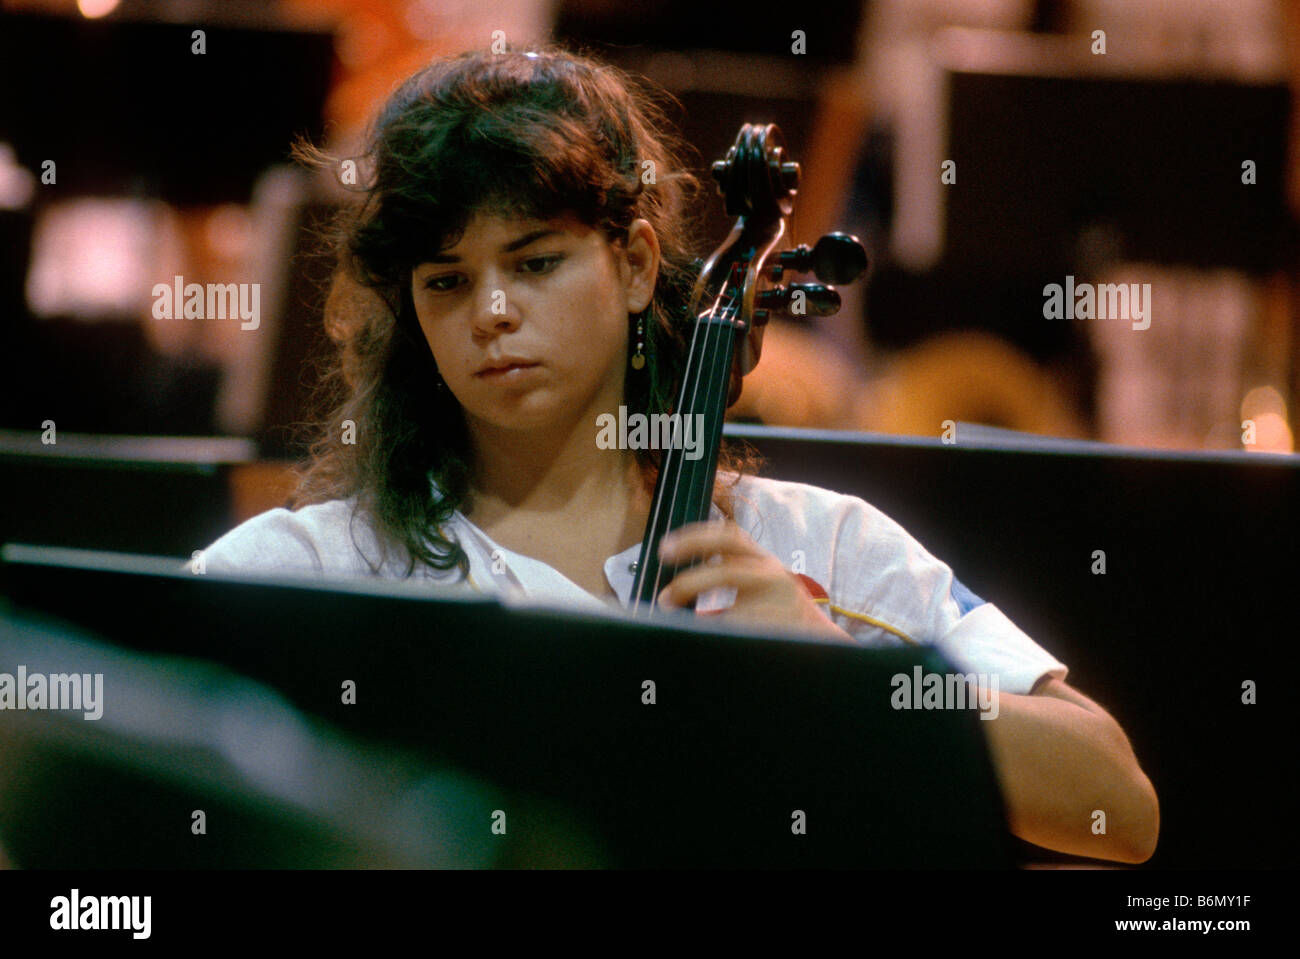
0,544,1014,868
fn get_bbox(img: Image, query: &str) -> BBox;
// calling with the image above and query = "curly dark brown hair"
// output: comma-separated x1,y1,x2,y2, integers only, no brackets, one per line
288,45,763,578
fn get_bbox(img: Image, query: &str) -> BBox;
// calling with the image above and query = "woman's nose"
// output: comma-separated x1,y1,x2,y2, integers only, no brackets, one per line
470,277,522,335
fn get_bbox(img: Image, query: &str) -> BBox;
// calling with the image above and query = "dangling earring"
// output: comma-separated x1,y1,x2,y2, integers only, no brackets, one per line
630,314,646,370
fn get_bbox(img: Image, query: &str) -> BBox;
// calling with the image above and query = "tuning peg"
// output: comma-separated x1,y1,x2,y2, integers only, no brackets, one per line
756,283,841,317
779,232,869,285
779,160,799,193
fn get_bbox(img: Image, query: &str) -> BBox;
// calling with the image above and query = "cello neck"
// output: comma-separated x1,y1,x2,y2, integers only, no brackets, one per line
630,306,738,611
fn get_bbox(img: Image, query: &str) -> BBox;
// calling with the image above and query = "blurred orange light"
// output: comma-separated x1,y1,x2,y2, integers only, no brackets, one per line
1240,386,1294,452
1244,412,1294,453
77,0,120,19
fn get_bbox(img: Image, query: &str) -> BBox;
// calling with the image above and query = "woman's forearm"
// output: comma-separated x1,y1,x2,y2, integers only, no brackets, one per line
981,689,1159,863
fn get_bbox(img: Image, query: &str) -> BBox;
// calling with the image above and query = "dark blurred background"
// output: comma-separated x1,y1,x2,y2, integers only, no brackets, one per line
1,0,1296,467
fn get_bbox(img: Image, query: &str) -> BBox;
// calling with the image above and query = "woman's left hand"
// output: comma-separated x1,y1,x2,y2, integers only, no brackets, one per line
656,520,855,645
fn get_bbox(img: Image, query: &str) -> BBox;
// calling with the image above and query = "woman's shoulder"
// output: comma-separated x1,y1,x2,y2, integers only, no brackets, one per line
724,472,882,526
199,498,386,576
722,471,923,569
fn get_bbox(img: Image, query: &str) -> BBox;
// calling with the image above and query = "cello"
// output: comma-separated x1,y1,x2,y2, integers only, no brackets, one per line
630,123,869,614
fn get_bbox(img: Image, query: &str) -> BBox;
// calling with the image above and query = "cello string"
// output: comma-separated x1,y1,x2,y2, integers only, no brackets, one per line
638,285,711,605
634,264,711,607
647,271,739,607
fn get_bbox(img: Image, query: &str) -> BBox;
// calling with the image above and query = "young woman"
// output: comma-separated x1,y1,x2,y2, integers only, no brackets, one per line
202,46,1158,863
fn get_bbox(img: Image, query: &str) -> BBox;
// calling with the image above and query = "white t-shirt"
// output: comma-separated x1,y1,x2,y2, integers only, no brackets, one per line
199,473,1067,694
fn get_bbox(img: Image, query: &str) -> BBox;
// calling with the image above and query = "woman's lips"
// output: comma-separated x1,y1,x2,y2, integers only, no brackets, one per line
476,362,540,379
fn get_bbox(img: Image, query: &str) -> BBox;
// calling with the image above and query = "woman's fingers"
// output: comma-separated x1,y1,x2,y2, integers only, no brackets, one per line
656,556,774,608
657,520,762,564
654,532,854,643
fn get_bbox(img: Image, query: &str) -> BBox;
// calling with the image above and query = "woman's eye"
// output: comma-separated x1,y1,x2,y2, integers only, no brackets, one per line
423,273,462,293
520,254,563,275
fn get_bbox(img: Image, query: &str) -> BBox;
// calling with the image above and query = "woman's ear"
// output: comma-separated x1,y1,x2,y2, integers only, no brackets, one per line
621,218,661,314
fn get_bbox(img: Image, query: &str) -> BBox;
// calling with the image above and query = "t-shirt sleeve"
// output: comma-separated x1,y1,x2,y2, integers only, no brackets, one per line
816,488,1068,695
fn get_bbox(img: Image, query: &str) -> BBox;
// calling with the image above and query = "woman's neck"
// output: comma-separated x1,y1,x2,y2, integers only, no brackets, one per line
464,423,649,530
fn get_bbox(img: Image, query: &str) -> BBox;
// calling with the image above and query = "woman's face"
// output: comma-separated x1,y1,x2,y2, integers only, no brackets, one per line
411,212,660,439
